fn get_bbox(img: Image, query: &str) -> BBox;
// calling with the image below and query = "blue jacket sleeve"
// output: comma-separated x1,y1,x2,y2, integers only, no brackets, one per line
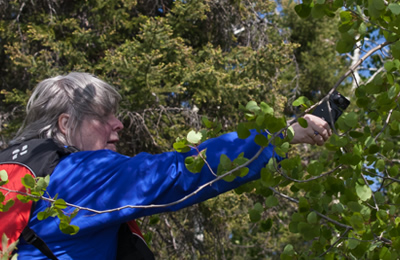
32,130,282,230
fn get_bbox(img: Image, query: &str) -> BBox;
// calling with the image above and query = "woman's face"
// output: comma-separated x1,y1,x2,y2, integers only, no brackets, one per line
72,114,124,152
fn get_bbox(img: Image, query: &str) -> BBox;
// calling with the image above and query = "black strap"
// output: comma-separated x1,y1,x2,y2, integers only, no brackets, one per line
21,226,59,260
116,223,155,260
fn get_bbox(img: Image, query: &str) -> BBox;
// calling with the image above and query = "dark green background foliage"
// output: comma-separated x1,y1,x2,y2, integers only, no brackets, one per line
1,0,400,259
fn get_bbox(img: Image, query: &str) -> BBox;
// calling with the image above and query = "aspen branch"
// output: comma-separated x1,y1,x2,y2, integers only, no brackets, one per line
276,164,343,183
360,171,379,211
288,40,396,128
269,187,353,230
319,228,351,257
0,136,274,214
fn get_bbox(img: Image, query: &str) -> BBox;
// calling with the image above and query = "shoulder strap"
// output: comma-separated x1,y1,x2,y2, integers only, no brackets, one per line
21,227,59,260
0,139,76,260
116,223,155,260
0,139,74,177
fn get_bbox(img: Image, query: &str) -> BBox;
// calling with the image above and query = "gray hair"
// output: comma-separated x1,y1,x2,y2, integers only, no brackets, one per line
11,72,121,146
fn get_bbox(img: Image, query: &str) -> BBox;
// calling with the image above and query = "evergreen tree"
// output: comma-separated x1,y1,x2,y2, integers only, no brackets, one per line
1,0,400,258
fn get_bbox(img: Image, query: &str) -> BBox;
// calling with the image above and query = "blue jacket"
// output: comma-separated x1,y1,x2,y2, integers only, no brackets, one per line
17,130,282,259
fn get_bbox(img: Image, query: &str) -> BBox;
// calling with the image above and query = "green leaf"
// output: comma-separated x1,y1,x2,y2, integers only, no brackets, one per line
294,4,312,18
237,123,251,139
377,209,388,221
245,101,260,112
59,222,80,235
21,174,36,189
236,167,249,177
187,130,202,144
347,201,362,212
2,199,15,212
282,244,295,256
37,208,56,221
365,82,384,94
220,154,231,169
17,194,32,203
356,184,372,201
173,138,191,153
260,102,274,115
254,202,263,212
329,135,348,147
254,134,269,147
1,233,7,252
0,170,8,182
298,118,308,128
70,208,79,219
332,203,344,213
338,11,354,33
307,161,324,176
392,42,400,59
185,150,206,174
348,238,360,249
384,61,394,71
374,192,385,205
298,222,320,240
343,112,358,127
260,168,276,187
336,33,355,53
358,22,367,35
339,10,352,22
339,153,361,166
265,195,278,207
307,211,318,224
364,136,375,148
349,213,365,232
349,131,364,138
36,177,48,191
388,84,399,100
260,218,273,232
266,117,287,133
201,116,212,128
54,199,67,210
376,159,385,172
249,209,261,222
149,215,160,225
379,247,391,260
286,126,295,140
372,0,385,10
280,158,298,171
298,197,310,213
256,114,265,126
389,165,399,177
292,96,309,107
311,4,325,19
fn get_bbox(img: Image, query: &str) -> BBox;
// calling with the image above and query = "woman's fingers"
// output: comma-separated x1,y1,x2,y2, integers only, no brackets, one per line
290,114,332,145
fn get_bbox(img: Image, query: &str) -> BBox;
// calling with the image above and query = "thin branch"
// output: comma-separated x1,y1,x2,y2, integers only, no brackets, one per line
346,8,394,34
189,145,217,177
276,165,343,183
319,228,351,257
365,66,384,85
0,139,271,214
360,172,379,211
288,40,396,128
374,108,395,142
269,187,353,230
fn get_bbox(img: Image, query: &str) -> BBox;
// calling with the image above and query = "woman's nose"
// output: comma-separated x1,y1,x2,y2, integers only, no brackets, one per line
111,116,124,132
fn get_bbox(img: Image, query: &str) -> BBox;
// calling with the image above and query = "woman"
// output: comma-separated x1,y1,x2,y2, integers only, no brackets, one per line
11,72,330,259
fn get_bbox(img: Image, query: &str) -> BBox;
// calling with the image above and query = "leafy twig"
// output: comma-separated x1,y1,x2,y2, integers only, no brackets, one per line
269,187,353,230
276,165,343,183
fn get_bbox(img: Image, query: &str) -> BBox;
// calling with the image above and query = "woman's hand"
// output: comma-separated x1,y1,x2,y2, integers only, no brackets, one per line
290,114,332,146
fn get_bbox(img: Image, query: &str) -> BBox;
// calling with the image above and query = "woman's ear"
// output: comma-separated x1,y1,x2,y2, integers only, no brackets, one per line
58,113,70,135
